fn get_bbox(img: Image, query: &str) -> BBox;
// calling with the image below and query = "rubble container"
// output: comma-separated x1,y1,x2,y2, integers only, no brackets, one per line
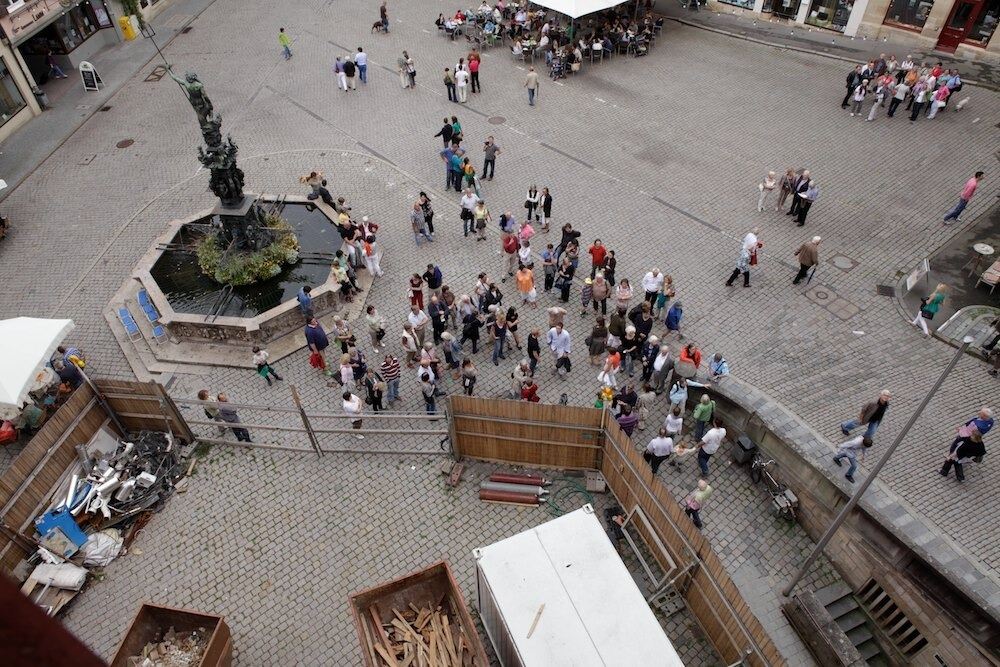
110,603,232,667
473,505,683,666
348,560,489,667
732,434,757,465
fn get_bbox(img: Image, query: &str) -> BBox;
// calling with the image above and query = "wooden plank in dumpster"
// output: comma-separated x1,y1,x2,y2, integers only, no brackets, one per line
110,603,232,667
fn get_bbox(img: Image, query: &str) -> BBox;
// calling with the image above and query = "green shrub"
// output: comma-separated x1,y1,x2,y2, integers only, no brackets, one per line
195,213,300,286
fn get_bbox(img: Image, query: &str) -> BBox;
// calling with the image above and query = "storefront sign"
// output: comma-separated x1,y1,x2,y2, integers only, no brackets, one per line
79,61,102,91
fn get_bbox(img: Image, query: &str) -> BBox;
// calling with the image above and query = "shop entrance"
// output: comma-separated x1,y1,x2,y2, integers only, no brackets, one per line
936,0,984,51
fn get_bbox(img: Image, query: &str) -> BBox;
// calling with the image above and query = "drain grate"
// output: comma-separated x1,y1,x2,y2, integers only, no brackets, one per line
181,26,193,34
116,139,134,149
145,66,167,82
875,284,895,297
487,116,506,125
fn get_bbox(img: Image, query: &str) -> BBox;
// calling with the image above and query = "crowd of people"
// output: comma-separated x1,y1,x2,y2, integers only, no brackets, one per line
840,55,968,122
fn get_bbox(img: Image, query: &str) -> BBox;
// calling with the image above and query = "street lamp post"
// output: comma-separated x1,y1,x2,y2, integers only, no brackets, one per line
781,335,975,598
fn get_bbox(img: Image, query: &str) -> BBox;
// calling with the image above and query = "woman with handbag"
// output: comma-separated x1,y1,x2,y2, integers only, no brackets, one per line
912,283,947,336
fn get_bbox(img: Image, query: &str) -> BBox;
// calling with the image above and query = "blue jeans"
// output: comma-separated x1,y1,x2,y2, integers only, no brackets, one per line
694,420,708,441
697,449,712,476
414,229,433,245
282,45,292,60
382,18,389,32
623,354,634,376
528,88,535,106
492,335,506,364
841,419,880,439
424,394,436,414
359,64,368,83
386,378,399,403
943,198,968,221
833,452,858,477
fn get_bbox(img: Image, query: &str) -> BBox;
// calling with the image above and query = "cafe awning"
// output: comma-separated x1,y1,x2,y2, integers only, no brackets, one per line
0,317,74,409
530,0,631,19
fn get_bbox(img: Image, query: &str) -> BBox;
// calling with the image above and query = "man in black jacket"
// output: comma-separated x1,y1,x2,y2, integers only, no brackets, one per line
841,65,863,108
788,170,811,217
434,117,454,147
343,58,357,90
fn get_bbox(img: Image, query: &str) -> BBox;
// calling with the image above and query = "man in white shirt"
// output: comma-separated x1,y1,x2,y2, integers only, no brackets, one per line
547,323,572,376
641,268,664,306
698,420,726,476
408,304,430,347
644,427,674,474
455,66,470,103
652,344,673,393
460,189,480,237
342,390,365,440
355,47,368,84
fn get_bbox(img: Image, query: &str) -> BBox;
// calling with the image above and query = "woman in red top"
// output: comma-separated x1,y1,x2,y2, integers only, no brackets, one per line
409,274,424,310
679,343,702,369
588,239,607,278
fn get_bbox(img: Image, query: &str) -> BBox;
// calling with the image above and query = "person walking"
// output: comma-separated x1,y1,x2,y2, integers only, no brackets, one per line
697,420,726,476
411,203,434,245
455,65,469,103
343,57,357,91
334,57,347,91
833,435,873,483
342,390,365,440
644,427,674,474
642,268,664,306
840,390,891,439
443,68,457,102
483,136,500,180
692,394,716,441
909,79,930,121
939,429,985,483
926,84,950,119
912,284,947,336
725,245,752,288
356,47,368,83
279,27,293,60
524,67,539,106
380,1,389,32
887,78,909,117
757,171,776,212
943,172,983,224
787,170,810,217
397,52,410,88
665,301,683,338
473,200,491,241
459,188,479,237
796,180,819,226
684,479,713,530
252,346,283,385
305,318,333,376
793,236,821,284
380,353,401,404
217,393,251,442
420,373,437,415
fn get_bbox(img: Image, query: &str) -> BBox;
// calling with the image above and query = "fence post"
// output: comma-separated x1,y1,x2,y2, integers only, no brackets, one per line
289,384,324,458
446,396,461,460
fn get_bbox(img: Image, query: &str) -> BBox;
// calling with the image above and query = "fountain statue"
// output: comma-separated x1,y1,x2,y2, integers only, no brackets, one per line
168,68,298,285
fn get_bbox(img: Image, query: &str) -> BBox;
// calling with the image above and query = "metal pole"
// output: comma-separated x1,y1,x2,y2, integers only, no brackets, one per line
80,370,128,435
140,24,170,68
289,384,324,458
781,335,973,598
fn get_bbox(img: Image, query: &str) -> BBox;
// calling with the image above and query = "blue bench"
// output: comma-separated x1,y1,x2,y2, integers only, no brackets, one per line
137,289,160,324
116,307,141,341
151,324,167,344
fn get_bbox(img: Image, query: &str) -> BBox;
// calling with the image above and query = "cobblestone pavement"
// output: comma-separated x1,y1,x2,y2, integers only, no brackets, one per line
61,452,720,664
1,0,998,658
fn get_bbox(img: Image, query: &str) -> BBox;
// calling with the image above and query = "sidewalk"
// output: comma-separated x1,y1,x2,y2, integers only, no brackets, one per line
0,0,218,201
655,0,1000,89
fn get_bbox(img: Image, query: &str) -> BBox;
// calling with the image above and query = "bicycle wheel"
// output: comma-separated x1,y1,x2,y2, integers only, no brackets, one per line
750,457,762,484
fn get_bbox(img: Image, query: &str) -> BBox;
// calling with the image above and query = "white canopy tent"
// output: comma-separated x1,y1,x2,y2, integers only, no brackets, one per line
0,317,74,409
527,0,631,19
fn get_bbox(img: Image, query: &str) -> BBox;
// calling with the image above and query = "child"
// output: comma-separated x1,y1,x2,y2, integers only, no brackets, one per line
252,346,283,386
833,435,873,483
580,277,593,317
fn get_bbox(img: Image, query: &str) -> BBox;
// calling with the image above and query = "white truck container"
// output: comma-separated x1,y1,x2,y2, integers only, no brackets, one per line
474,505,684,666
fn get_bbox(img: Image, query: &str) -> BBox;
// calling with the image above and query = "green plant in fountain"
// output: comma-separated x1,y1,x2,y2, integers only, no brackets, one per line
196,213,300,286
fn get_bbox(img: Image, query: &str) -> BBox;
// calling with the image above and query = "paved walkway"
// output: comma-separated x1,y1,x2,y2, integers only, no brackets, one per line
657,0,1000,88
0,0,998,657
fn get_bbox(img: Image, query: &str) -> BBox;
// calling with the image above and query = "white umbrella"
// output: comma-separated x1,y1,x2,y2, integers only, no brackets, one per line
527,0,630,19
0,317,75,409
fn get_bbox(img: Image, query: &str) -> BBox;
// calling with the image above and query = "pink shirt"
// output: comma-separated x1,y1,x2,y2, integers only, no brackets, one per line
961,177,978,200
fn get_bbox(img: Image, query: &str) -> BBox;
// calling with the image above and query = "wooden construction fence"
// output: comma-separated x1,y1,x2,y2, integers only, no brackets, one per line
449,396,604,470
449,396,785,666
0,379,194,574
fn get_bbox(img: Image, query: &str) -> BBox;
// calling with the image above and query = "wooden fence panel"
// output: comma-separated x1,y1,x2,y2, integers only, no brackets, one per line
96,380,195,444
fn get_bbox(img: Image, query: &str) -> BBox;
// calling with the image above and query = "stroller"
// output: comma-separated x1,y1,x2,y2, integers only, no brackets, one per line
549,56,566,80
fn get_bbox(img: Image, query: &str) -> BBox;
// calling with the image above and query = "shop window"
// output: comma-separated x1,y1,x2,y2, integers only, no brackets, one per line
718,0,755,9
806,0,854,30
773,0,803,19
966,0,999,45
884,0,935,29
0,59,28,127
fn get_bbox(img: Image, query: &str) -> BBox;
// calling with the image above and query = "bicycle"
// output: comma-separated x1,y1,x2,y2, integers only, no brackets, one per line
749,450,798,523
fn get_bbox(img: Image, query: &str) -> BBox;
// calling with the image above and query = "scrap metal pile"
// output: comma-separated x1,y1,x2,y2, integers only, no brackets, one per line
20,430,187,616
129,625,209,667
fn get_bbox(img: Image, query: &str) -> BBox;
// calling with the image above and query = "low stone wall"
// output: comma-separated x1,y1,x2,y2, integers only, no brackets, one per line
690,378,1000,663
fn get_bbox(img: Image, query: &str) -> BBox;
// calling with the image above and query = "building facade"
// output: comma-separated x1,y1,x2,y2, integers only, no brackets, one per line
708,0,1000,62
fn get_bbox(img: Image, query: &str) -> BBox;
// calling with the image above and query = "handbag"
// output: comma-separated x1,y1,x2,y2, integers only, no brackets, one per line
920,307,934,320
309,352,326,369
524,199,532,209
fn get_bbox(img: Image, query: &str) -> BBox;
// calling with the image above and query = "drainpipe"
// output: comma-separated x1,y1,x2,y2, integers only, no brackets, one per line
782,335,975,597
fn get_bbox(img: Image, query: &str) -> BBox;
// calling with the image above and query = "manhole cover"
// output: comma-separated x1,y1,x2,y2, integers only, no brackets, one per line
829,254,857,271
116,139,134,149
487,116,506,125
875,284,896,297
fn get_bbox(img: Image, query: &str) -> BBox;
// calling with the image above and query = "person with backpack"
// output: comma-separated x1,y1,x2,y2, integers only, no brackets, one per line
833,435,873,483
343,57,357,90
